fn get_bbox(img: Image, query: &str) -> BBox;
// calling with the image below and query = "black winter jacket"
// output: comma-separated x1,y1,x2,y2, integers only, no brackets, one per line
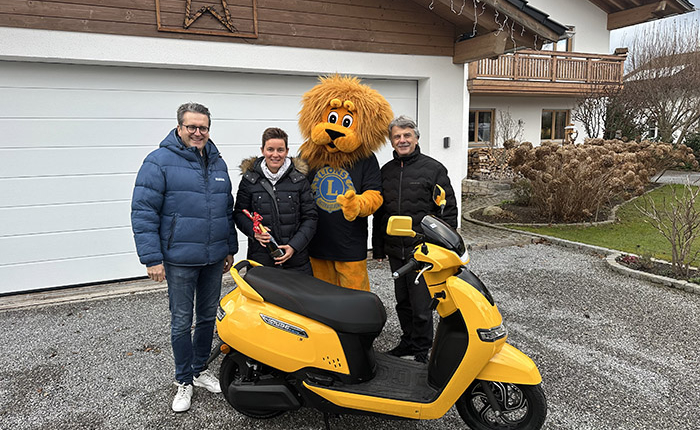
234,157,317,270
372,147,458,260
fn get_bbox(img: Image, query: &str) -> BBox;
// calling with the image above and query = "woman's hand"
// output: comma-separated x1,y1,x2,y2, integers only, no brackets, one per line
274,245,295,265
254,226,272,247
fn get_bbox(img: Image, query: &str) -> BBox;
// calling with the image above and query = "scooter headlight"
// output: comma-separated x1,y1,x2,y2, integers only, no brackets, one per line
477,324,507,342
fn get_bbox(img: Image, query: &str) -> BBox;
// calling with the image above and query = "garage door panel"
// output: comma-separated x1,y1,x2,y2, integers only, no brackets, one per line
0,175,136,207
0,228,136,266
0,253,145,294
3,88,306,121
1,147,153,177
5,118,174,148
0,201,130,237
2,61,319,95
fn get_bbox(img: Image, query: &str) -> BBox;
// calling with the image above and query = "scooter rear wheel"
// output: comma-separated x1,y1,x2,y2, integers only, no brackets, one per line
219,352,286,419
456,380,546,430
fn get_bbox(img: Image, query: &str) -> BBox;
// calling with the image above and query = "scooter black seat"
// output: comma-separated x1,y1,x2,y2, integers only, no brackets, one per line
242,266,387,334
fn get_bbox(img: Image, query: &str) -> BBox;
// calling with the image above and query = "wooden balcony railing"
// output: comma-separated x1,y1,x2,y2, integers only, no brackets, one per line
468,50,627,96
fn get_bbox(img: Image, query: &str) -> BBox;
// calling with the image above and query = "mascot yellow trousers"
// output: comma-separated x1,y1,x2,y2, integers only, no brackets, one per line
310,258,370,292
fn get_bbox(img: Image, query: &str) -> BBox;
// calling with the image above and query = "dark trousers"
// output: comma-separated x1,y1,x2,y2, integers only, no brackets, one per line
389,257,434,353
164,260,224,384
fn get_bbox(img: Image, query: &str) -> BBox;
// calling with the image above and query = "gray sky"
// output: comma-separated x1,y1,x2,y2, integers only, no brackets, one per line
609,1,699,52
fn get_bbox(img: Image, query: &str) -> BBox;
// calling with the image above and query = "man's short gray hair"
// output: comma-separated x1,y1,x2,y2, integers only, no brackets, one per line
388,115,420,139
177,102,211,126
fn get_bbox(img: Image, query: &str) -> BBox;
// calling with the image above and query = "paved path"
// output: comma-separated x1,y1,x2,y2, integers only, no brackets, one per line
460,187,535,250
651,169,700,185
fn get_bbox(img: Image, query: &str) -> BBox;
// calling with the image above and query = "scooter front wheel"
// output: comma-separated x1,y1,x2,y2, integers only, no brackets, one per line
219,352,286,419
456,380,546,430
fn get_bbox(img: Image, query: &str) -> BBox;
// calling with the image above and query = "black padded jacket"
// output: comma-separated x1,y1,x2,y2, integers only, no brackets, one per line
234,157,317,270
372,146,458,260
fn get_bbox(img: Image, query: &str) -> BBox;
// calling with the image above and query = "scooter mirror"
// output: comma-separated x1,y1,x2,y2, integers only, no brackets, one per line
433,184,446,214
386,216,416,237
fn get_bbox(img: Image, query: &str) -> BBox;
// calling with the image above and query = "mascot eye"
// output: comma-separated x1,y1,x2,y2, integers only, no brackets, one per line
328,112,339,124
342,115,353,128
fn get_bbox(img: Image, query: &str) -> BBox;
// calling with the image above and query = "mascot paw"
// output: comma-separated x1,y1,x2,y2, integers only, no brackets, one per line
337,190,360,222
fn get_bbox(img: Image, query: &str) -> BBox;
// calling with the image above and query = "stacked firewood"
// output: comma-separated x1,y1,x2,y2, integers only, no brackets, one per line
467,148,516,179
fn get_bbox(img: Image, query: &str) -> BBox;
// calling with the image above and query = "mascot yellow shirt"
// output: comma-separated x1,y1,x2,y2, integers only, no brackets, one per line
308,155,382,261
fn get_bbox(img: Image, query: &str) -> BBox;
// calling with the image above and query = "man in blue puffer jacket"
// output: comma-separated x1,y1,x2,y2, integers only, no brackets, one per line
131,102,237,413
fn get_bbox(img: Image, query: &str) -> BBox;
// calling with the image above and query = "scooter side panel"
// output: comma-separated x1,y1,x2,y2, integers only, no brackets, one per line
302,381,423,419
475,343,542,385
218,288,350,375
302,279,507,420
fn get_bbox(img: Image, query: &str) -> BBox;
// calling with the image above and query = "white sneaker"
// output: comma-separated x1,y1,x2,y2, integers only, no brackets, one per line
172,382,193,412
193,369,222,393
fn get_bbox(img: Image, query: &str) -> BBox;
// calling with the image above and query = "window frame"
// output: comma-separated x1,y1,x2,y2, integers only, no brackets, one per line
541,109,570,141
469,109,495,145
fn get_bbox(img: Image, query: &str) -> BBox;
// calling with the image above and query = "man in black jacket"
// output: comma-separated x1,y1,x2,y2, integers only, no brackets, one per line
372,115,458,363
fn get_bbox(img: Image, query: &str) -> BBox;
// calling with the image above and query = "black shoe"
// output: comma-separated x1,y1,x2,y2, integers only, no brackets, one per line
414,351,429,363
387,344,414,357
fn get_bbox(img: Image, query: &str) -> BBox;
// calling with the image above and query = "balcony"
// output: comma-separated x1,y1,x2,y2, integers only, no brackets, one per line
467,50,627,97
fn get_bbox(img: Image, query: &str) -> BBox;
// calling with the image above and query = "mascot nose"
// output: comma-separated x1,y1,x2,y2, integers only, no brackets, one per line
326,129,345,141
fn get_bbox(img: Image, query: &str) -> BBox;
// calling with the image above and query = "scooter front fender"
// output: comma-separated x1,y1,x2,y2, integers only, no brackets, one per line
475,343,542,385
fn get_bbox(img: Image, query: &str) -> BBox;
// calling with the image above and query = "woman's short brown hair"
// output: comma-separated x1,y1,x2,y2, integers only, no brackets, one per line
261,127,288,149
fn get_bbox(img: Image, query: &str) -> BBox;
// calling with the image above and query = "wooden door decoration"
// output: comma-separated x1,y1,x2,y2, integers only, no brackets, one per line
155,0,258,38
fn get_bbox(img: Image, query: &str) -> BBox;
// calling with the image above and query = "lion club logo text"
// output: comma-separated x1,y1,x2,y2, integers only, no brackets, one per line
311,167,356,213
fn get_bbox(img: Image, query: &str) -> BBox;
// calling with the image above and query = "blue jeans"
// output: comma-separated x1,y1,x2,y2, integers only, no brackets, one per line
164,261,224,384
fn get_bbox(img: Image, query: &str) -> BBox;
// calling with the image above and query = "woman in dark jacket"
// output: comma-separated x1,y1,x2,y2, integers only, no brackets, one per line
234,127,317,274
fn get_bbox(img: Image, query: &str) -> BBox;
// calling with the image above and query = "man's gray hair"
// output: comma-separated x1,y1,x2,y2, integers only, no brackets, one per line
388,115,420,139
177,102,211,126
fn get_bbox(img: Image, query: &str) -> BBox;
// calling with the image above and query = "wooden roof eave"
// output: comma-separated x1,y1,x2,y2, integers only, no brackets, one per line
588,0,695,30
409,0,568,64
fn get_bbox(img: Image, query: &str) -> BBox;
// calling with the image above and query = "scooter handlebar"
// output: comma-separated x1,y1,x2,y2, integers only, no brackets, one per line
392,259,422,279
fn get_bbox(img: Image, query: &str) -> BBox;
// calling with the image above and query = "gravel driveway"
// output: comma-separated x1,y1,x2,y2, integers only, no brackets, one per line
1,243,698,429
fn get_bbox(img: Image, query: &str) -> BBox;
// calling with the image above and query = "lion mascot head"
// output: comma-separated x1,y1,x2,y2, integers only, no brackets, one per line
298,75,393,170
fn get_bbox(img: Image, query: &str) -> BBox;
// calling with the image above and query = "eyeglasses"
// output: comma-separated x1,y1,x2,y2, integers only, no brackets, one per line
181,124,210,134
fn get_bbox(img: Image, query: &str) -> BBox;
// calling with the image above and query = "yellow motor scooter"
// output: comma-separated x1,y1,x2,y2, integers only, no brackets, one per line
214,211,546,429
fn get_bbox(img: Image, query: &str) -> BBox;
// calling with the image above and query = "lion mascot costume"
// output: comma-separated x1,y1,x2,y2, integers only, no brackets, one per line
298,75,393,291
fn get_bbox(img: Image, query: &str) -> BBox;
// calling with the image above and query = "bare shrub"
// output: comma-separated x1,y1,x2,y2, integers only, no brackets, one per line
509,140,696,222
635,182,700,277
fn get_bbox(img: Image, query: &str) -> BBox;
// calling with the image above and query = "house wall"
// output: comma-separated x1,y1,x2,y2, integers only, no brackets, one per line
0,0,455,56
470,95,584,145
528,0,610,54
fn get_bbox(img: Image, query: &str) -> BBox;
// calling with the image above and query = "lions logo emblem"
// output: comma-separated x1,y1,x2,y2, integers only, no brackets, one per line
311,167,356,213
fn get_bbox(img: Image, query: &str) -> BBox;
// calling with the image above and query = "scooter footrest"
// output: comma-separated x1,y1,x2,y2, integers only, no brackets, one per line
310,353,438,403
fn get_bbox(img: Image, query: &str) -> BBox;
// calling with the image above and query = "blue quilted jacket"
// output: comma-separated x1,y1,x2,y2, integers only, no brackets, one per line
131,129,238,267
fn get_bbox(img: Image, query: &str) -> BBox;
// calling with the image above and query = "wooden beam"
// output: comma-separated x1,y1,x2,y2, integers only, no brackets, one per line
608,1,672,30
454,30,508,64
485,0,563,42
428,0,562,42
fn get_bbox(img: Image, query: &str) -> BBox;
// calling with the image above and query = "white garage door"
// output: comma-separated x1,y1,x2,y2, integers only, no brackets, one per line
0,60,417,294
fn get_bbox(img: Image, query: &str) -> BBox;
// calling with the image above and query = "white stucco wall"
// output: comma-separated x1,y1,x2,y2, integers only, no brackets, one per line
470,96,586,145
528,0,610,54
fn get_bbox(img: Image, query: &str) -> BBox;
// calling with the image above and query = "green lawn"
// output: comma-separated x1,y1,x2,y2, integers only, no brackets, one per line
508,184,700,262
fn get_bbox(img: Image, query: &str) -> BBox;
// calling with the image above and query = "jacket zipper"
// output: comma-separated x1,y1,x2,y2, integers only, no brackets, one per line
399,161,406,260
167,214,179,249
197,151,211,262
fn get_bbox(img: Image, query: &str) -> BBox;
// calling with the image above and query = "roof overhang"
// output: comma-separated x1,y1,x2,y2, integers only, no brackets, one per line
409,0,569,64
588,0,695,30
